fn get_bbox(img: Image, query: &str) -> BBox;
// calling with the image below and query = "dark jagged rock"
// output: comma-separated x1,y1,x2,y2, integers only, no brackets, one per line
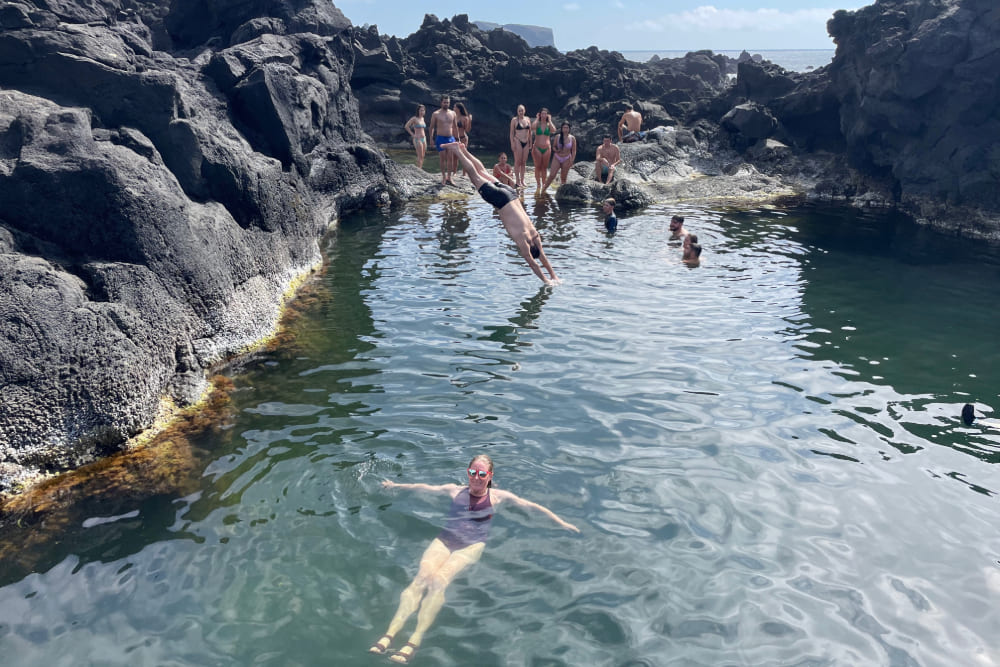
0,0,436,492
826,0,1000,218
351,14,732,150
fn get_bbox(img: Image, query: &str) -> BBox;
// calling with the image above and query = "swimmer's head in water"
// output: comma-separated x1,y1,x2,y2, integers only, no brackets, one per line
962,403,976,425
670,215,684,231
468,454,494,487
530,243,541,259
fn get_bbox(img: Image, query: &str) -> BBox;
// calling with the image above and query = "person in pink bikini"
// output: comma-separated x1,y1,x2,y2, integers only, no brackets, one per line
542,122,577,190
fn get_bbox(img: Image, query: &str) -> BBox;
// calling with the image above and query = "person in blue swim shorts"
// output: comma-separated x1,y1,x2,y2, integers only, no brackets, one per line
428,94,459,185
370,454,578,663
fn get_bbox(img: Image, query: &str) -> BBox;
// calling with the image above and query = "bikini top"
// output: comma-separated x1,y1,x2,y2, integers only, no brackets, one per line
536,124,551,136
457,118,467,129
414,123,426,128
557,135,573,150
515,119,530,131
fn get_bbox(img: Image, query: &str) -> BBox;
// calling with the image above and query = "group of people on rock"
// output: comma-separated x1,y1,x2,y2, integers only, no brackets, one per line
403,96,699,283
405,96,644,189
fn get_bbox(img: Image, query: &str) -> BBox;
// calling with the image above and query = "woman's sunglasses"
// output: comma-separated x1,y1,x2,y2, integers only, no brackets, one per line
467,469,490,479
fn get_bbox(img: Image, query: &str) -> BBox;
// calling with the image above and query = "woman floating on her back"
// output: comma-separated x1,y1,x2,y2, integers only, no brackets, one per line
369,454,579,663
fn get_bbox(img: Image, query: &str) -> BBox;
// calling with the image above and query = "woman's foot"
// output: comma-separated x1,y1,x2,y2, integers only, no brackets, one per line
368,634,393,654
389,641,419,664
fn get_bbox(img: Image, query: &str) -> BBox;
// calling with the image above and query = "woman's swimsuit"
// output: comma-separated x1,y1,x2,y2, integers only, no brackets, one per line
437,488,494,551
411,122,427,143
554,136,573,163
535,124,551,154
514,119,531,148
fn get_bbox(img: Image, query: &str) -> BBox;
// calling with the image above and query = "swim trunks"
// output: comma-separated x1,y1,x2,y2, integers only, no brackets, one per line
478,180,519,210
437,489,494,551
435,135,456,152
622,130,643,143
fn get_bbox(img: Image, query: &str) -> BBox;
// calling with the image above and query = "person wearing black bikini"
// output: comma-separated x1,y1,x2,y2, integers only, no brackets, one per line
509,104,532,188
370,454,578,663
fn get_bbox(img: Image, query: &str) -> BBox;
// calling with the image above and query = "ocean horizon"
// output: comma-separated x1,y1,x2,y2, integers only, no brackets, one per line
621,49,836,72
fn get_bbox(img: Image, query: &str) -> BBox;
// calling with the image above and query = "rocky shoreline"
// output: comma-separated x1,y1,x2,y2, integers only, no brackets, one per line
1,0,997,496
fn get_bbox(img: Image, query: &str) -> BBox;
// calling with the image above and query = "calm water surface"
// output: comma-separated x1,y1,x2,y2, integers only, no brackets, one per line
2,194,1000,666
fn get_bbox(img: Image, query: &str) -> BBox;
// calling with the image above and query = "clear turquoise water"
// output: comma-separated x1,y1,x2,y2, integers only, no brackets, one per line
2,196,999,666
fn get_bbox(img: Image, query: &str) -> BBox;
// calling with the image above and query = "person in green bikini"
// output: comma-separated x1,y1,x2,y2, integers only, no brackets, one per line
530,107,557,190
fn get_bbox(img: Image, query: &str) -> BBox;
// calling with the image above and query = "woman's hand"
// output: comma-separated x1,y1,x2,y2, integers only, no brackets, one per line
381,480,396,489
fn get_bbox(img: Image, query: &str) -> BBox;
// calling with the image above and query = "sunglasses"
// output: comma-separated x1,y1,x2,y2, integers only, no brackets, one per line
467,469,490,479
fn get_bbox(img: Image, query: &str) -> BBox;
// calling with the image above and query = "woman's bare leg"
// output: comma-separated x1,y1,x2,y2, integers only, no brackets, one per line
377,539,451,645
399,542,484,651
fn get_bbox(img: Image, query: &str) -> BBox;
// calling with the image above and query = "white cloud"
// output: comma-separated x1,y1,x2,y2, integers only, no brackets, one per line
564,2,581,10
626,5,846,33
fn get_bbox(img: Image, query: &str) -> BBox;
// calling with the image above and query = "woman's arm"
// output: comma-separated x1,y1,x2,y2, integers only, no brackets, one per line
493,489,580,532
570,135,577,162
509,117,517,149
404,117,414,136
382,480,462,497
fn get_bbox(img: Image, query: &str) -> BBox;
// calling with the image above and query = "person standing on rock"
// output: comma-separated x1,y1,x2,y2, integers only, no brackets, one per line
509,104,532,188
429,95,459,185
443,142,560,284
404,104,427,169
530,108,557,191
542,122,577,191
594,135,620,184
618,102,643,143
454,102,472,146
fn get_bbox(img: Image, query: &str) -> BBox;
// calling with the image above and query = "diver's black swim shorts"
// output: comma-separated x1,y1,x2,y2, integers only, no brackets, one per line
478,180,519,210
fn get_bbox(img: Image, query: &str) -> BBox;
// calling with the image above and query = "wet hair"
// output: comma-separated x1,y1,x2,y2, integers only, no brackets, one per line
962,403,976,425
530,242,541,259
468,454,494,487
603,134,612,140
690,243,702,258
603,198,615,209
455,102,468,116
671,215,684,224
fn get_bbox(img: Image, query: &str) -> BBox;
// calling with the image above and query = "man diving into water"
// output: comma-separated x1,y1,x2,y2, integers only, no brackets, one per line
443,142,560,284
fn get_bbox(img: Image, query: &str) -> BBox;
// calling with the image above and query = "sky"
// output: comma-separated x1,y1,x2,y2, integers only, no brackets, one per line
336,0,866,52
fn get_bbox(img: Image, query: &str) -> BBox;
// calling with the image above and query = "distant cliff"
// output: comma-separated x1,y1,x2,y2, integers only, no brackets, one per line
473,21,555,48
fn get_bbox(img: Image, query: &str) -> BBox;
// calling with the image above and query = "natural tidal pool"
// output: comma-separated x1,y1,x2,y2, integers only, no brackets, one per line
2,193,1000,666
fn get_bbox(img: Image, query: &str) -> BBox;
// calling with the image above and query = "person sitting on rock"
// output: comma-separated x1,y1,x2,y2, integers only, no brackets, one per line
618,102,643,143
443,142,560,284
594,135,620,184
493,152,515,187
